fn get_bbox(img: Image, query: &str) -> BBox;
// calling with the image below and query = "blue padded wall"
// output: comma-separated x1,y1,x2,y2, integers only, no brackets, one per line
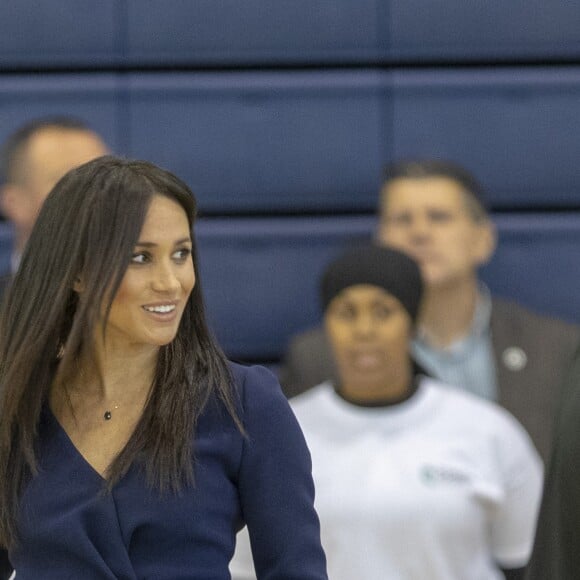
126,1,580,66
0,1,122,67
390,1,580,61
125,71,390,213
2,2,580,67
0,75,125,155
392,68,580,209
126,0,389,65
122,67,580,213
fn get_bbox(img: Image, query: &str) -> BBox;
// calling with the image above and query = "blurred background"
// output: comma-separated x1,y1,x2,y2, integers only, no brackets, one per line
1,1,580,366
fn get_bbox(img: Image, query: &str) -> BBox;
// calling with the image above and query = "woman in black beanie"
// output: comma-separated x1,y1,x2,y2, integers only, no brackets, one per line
235,243,541,580
231,243,543,580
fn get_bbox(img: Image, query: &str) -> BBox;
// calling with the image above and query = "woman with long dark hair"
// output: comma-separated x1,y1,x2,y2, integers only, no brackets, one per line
0,156,327,579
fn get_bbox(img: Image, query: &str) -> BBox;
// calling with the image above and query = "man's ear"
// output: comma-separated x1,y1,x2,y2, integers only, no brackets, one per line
475,220,497,267
0,184,22,221
73,276,85,293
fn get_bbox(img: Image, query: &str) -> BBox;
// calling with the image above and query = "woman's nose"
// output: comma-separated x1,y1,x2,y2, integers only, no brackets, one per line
151,262,180,293
352,313,375,337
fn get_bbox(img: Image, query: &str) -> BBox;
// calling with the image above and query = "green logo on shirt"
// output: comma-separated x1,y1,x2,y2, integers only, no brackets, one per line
420,465,470,485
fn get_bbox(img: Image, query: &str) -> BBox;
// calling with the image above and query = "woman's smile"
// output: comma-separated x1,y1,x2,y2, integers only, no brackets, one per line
141,300,180,322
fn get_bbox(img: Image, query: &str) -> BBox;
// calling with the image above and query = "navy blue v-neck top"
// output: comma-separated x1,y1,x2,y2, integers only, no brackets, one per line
11,363,327,579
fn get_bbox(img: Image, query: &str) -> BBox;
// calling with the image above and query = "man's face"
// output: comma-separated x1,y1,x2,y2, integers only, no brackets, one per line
377,177,495,289
1,127,108,251
18,128,109,235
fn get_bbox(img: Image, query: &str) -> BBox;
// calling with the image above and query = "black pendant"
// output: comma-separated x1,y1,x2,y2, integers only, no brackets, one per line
104,411,112,421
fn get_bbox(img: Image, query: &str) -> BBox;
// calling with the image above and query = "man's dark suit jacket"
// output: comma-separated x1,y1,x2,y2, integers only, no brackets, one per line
526,341,580,579
279,297,580,464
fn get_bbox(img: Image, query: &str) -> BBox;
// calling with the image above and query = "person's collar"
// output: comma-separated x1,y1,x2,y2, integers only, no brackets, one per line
471,282,492,338
333,360,429,408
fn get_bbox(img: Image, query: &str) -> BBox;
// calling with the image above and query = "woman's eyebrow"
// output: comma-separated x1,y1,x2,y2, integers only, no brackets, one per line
135,237,192,248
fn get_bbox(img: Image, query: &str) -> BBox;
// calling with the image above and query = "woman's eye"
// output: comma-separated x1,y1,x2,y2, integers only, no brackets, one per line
374,306,393,318
173,248,192,262
131,252,149,264
333,306,355,320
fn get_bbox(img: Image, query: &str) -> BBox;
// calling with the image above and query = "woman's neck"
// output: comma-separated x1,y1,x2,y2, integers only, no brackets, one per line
338,360,414,406
55,343,158,410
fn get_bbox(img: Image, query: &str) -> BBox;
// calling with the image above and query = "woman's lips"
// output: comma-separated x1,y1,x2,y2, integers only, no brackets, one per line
348,350,384,371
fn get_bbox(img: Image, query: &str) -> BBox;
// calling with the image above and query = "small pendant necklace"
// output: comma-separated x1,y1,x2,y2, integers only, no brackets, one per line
103,404,119,421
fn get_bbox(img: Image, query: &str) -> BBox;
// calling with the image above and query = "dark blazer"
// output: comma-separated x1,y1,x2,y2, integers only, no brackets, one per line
526,344,580,579
279,297,580,464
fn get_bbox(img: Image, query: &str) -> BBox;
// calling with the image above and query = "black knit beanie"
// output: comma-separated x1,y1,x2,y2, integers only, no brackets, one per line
321,244,423,322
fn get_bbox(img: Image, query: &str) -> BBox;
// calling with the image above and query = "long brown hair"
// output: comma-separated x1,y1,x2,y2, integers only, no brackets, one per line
0,156,240,549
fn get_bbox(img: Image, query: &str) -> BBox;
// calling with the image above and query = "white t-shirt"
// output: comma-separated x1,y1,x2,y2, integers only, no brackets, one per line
230,377,543,580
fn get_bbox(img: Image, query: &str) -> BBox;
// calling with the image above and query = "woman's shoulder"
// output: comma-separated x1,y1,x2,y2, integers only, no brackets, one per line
228,362,289,417
229,361,278,387
229,361,280,394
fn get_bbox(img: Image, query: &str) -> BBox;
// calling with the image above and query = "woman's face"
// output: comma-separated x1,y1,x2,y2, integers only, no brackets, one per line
325,284,412,395
99,194,195,353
